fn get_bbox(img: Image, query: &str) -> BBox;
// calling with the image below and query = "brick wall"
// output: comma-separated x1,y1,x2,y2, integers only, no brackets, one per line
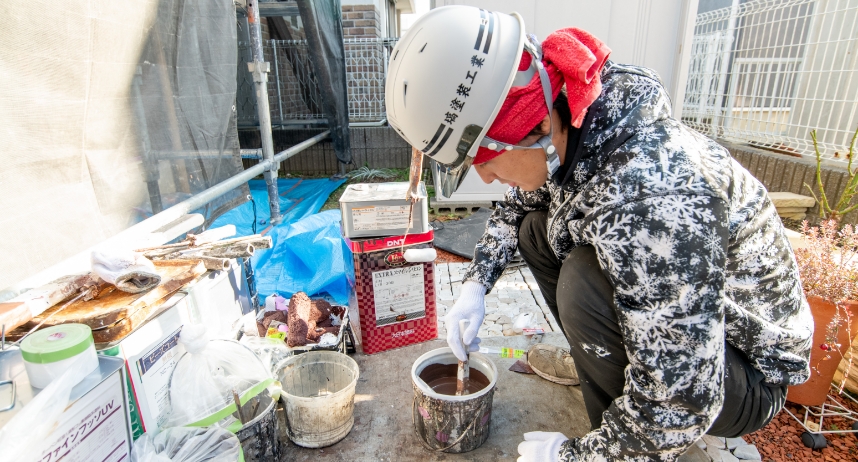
342,5,385,121
259,17,271,40
342,5,381,39
722,141,858,225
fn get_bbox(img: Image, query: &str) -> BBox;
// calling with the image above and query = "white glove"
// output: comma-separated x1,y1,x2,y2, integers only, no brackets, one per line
91,247,161,293
517,431,569,462
444,280,485,361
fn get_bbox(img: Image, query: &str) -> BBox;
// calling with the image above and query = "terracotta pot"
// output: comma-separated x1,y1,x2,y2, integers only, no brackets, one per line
787,296,858,406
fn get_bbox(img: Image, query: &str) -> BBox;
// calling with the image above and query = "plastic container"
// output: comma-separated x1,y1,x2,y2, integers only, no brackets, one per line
163,325,274,431
276,351,359,448
20,324,99,389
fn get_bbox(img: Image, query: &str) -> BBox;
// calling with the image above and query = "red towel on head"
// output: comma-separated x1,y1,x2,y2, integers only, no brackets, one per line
473,28,610,165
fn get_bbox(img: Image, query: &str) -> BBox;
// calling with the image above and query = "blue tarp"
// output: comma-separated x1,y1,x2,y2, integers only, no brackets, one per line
210,178,350,303
210,178,345,237
252,210,351,304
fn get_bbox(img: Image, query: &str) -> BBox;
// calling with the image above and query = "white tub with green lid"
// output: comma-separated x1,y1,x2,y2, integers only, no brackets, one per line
20,323,99,388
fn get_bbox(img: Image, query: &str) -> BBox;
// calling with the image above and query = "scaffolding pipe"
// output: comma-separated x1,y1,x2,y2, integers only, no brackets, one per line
0,131,330,302
247,0,281,225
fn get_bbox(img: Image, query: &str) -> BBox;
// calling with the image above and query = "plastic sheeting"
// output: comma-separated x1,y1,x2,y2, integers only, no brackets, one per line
131,427,242,462
210,178,345,237
0,0,246,291
165,325,273,430
431,208,493,259
252,210,351,304
210,179,350,304
432,207,524,265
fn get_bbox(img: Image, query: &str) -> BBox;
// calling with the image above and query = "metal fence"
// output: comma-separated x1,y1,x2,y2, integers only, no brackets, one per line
237,38,398,127
682,0,858,160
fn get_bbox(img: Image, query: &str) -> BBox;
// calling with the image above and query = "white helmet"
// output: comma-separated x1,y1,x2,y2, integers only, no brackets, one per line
386,6,558,197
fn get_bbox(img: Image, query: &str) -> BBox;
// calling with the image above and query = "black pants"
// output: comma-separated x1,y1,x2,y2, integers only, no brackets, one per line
518,211,786,437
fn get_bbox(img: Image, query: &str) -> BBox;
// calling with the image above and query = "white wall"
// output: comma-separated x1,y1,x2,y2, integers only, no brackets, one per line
400,0,431,35
433,0,699,116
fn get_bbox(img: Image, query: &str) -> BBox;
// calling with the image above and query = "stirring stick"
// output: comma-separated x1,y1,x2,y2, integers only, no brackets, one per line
233,389,246,424
456,319,470,396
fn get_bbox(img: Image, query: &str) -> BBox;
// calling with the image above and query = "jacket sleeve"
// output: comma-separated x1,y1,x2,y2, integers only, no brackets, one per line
559,194,730,462
463,185,551,290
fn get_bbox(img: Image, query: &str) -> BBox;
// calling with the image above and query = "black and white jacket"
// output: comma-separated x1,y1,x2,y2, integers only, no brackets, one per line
463,61,813,461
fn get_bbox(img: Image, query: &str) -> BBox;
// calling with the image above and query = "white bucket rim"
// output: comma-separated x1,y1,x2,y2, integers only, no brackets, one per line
276,351,360,403
411,347,498,401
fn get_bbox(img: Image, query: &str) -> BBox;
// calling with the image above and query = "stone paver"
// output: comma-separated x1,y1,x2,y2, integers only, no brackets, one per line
436,263,559,339
697,435,762,462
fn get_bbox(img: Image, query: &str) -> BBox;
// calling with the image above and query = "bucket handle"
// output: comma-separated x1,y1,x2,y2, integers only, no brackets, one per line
411,396,487,452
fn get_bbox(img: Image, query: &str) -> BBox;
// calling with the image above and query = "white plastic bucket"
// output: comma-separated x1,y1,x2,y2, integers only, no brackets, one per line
276,351,360,448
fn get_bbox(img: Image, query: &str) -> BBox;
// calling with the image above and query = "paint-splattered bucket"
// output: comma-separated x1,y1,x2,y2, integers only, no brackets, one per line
235,392,280,462
411,347,497,453
276,351,360,448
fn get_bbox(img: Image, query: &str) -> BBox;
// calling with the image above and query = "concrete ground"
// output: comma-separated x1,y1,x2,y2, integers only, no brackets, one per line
279,333,592,461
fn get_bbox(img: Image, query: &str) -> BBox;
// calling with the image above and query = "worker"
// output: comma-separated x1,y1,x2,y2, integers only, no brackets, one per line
385,5,813,462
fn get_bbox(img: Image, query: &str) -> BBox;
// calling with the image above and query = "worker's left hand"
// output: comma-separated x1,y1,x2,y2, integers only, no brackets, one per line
517,431,569,462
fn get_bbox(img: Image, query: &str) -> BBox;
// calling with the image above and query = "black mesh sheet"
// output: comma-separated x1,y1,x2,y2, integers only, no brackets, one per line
297,0,352,165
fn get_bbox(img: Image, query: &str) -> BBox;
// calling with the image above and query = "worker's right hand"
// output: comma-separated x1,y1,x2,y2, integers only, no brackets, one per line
444,280,486,361
517,431,568,462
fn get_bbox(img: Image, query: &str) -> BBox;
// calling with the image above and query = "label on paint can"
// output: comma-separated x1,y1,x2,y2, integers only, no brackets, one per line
371,265,426,326
351,205,413,231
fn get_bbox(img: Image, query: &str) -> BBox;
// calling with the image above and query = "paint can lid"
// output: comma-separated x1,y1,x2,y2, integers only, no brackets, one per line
20,324,94,364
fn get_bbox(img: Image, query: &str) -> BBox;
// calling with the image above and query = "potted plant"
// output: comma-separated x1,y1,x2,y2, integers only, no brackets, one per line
788,126,858,406
788,220,858,406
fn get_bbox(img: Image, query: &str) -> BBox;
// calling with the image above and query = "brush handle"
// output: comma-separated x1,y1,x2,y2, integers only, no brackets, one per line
456,320,470,395
459,319,471,366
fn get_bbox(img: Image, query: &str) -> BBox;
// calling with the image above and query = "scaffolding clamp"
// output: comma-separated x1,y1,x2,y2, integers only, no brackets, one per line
247,61,270,83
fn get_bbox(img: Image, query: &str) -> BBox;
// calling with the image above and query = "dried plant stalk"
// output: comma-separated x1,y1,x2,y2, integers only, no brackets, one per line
795,219,858,392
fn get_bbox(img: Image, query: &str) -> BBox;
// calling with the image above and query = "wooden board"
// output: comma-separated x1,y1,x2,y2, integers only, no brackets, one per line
8,260,206,344
0,273,99,332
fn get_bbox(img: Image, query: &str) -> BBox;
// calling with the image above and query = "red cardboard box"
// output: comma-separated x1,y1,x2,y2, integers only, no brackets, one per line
345,230,437,354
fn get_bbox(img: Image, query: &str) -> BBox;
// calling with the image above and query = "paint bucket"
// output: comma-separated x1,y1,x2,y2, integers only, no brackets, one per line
235,391,279,462
276,351,360,448
411,348,498,453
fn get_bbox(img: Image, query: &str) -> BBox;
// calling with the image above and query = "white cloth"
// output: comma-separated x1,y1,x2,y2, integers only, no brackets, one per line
517,431,568,462
91,248,161,293
443,280,485,361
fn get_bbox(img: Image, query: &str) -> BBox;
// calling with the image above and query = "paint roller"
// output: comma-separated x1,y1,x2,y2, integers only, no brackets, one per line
403,248,437,263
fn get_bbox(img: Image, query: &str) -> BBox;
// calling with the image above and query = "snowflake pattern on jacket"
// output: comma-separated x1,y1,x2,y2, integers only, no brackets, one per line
463,61,813,461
